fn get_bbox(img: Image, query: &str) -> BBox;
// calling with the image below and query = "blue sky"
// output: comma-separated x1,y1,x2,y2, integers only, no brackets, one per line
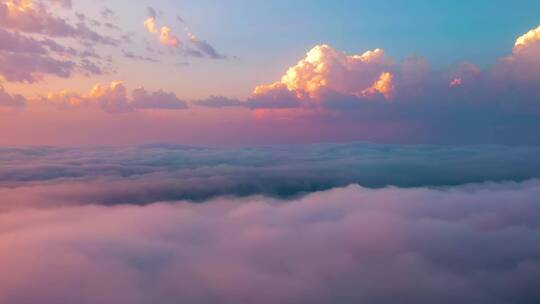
64,0,540,98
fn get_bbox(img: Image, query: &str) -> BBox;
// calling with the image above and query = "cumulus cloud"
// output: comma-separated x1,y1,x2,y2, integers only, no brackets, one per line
1,180,540,304
194,25,540,144
43,81,187,113
200,24,540,108
1,143,540,207
254,45,392,100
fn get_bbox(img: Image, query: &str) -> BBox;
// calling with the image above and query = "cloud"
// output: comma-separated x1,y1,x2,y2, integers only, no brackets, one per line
159,26,180,47
0,0,117,45
143,7,226,59
0,27,107,82
200,24,540,109
144,7,180,48
2,143,540,207
131,87,188,109
1,179,540,303
188,32,226,59
194,25,540,145
0,1,122,83
253,45,392,100
0,51,76,82
144,16,158,34
514,25,540,51
0,85,26,108
43,81,187,113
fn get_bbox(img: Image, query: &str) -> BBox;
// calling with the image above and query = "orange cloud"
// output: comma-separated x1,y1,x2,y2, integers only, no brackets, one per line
44,81,187,112
361,71,394,99
143,11,180,48
144,17,158,34
159,26,179,47
254,44,393,100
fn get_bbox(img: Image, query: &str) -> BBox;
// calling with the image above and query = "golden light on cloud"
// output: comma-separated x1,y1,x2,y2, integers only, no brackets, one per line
144,17,158,34
143,13,180,48
159,26,179,47
514,25,540,52
46,90,84,106
254,44,392,100
361,72,394,99
4,0,34,13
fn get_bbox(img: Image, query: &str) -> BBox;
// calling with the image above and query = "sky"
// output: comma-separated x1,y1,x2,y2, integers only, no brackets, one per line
2,3,540,302
1,0,540,146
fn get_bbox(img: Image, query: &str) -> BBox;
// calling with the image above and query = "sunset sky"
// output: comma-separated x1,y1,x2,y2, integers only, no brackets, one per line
1,0,540,146
2,2,540,303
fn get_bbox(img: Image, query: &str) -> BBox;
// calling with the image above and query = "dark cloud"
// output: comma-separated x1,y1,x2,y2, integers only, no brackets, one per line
1,143,540,206
0,51,75,82
188,33,226,59
1,180,540,303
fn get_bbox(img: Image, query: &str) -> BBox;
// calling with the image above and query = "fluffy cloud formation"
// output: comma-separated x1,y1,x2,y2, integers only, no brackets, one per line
2,143,540,207
44,81,187,113
195,25,540,145
201,24,540,109
1,180,540,303
254,45,393,100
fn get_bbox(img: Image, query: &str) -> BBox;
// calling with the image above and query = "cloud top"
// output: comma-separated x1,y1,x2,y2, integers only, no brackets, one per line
1,180,540,303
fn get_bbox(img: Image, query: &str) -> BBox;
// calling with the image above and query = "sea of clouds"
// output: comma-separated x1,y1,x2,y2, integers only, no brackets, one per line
1,143,540,303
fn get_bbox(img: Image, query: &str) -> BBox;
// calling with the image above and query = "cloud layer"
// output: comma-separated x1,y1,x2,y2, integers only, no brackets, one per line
1,180,540,304
2,143,540,208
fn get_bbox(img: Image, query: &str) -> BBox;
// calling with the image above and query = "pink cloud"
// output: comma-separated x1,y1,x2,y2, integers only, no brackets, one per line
0,181,539,303
43,81,187,112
